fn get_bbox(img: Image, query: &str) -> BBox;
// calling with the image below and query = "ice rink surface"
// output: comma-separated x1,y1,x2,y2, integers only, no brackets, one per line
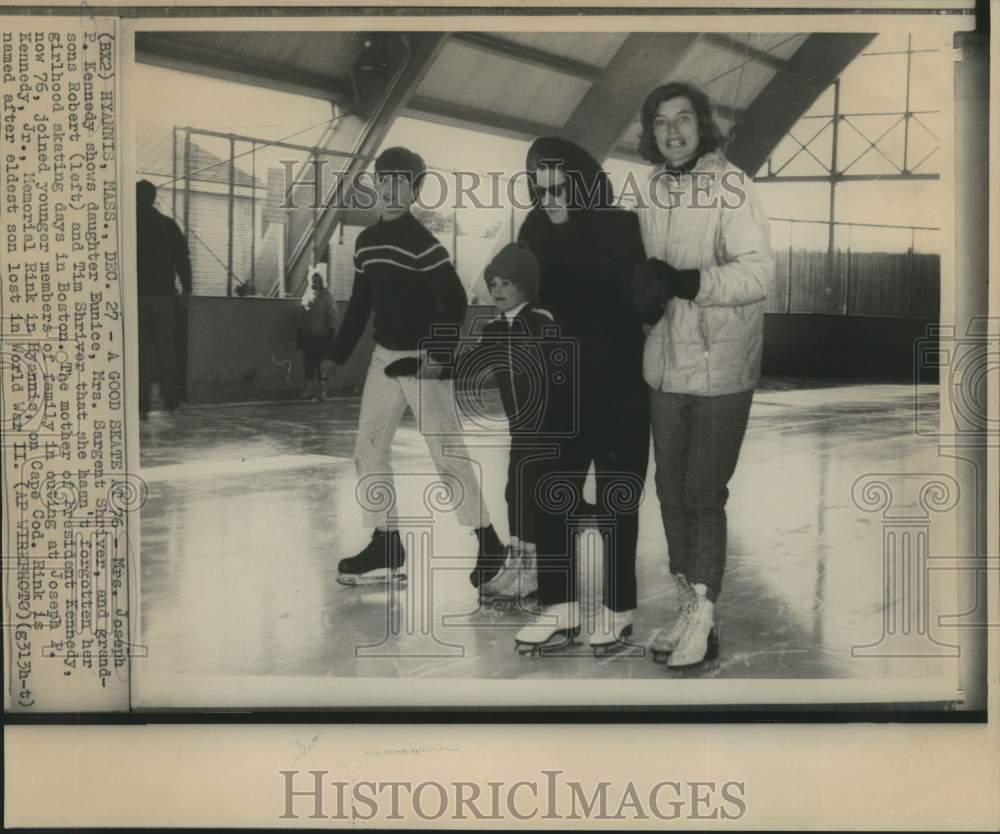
138,384,943,683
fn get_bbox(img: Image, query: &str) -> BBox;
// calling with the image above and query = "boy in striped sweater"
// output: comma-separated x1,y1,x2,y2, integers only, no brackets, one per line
328,147,506,587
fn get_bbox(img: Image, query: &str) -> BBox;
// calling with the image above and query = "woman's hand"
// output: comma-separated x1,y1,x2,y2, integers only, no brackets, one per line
651,258,701,300
632,258,674,323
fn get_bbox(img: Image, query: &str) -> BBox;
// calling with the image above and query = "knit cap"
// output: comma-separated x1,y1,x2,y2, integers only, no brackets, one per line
485,242,540,301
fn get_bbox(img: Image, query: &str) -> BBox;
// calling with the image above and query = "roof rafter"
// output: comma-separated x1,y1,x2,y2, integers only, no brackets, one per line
452,33,604,82
135,32,351,104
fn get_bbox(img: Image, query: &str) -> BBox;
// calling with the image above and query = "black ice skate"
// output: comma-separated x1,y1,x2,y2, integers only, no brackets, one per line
469,524,507,589
337,529,406,586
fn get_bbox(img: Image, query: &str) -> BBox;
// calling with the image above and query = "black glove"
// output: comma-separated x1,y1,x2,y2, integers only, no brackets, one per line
657,260,701,301
632,258,674,323
385,357,420,378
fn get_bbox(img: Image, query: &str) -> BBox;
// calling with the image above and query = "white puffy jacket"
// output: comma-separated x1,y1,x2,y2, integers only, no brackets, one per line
637,151,774,396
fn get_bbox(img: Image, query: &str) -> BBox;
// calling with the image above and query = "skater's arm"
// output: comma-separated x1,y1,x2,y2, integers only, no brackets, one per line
429,254,468,326
420,253,467,369
690,176,772,308
327,268,371,364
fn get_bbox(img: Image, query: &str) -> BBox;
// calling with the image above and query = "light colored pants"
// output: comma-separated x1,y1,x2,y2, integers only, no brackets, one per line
354,345,490,530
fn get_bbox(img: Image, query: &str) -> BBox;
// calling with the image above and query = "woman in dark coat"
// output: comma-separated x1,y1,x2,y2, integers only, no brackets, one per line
513,137,649,654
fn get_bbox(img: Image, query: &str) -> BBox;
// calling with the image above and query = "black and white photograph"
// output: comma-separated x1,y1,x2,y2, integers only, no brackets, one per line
1,2,996,829
124,20,981,710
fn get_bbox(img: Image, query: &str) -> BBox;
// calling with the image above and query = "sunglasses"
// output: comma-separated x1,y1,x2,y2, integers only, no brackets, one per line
531,179,569,199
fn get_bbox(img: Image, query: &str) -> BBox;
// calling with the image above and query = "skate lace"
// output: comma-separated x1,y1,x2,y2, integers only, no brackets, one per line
675,600,712,654
662,590,694,640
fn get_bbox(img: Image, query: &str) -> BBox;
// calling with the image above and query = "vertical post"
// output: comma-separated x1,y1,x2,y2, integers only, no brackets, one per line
183,130,191,251
310,152,319,266
250,141,256,294
171,126,177,221
785,220,793,314
902,33,912,173
826,79,840,312
843,223,852,316
227,135,235,297
906,225,916,318
950,31,988,711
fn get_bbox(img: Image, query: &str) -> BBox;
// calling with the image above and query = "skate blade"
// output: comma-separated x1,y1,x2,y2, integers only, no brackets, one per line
337,569,407,587
650,647,673,665
590,625,634,657
666,631,720,670
514,627,581,656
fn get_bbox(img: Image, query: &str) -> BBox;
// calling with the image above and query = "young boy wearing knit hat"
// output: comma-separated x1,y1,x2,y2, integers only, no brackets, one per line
328,146,506,587
459,242,573,603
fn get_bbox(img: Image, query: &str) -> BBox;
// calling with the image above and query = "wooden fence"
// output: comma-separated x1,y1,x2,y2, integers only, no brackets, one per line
768,249,940,318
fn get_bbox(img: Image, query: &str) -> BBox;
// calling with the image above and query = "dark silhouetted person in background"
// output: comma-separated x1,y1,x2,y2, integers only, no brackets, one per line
136,179,192,420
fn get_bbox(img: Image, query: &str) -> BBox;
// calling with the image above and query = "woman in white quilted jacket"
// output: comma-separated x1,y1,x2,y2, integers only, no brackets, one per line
632,82,774,669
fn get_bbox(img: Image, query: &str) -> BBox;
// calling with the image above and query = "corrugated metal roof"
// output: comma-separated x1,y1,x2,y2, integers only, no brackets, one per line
669,39,778,111
730,32,809,61
143,31,360,80
136,30,832,166
415,40,593,130
486,32,628,66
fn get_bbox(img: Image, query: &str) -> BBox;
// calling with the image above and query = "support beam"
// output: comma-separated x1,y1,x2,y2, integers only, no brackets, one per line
950,30,989,713
702,33,791,74
754,173,939,183
561,32,702,164
452,32,603,82
404,95,557,142
135,33,351,103
283,32,450,295
726,33,877,176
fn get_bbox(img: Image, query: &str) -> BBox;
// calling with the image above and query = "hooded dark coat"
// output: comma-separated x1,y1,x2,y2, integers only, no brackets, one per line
517,137,646,399
515,137,649,613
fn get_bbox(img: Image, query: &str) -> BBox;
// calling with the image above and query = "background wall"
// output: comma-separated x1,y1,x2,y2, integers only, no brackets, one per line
177,299,940,405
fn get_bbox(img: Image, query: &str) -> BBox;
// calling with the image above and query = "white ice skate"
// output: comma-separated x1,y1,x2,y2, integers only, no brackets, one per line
666,583,719,669
589,606,636,656
650,574,696,664
514,601,581,656
482,541,538,608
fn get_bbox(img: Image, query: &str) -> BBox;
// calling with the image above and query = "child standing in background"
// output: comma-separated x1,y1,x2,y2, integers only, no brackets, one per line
297,268,337,402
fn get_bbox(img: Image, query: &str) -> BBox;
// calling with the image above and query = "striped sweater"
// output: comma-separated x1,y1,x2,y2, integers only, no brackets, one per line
328,211,467,363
